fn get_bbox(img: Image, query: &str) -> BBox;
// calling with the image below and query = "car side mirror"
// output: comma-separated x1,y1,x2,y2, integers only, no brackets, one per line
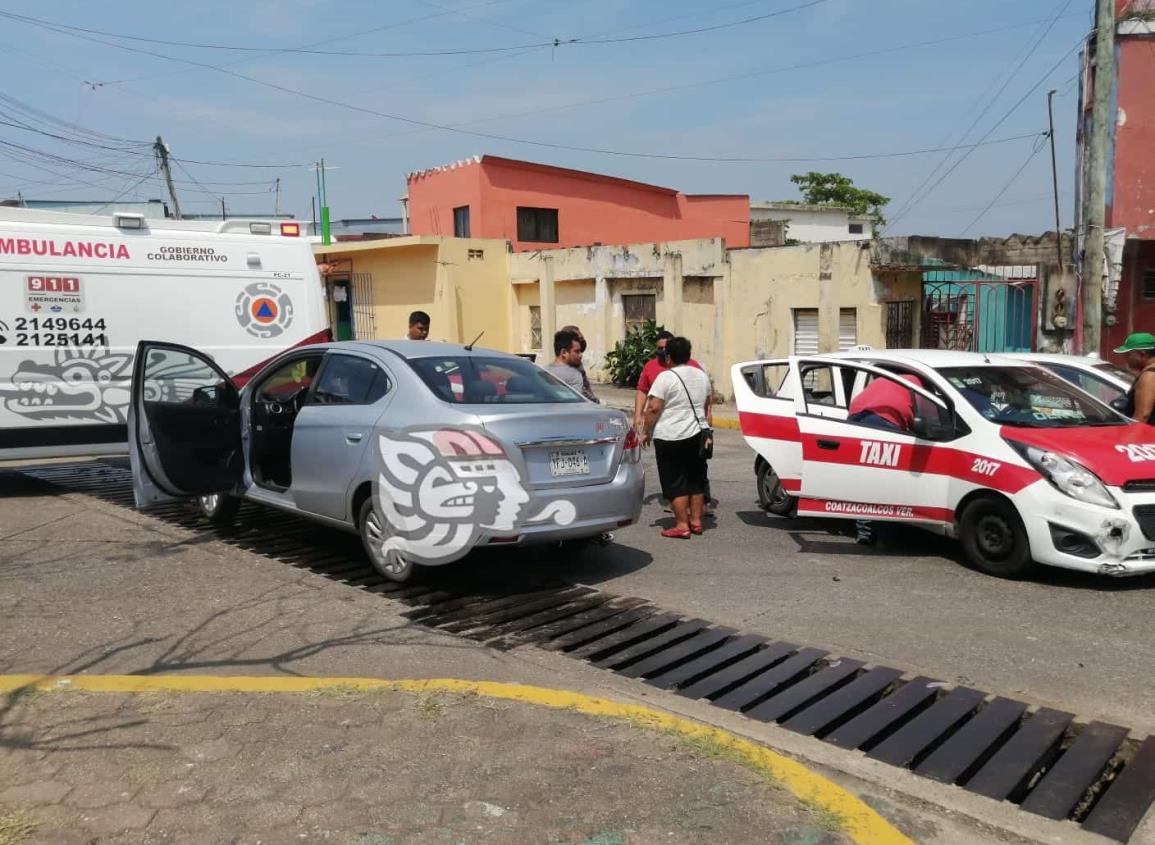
1111,395,1129,413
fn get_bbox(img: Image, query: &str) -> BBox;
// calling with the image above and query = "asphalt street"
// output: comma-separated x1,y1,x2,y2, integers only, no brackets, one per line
449,426,1155,734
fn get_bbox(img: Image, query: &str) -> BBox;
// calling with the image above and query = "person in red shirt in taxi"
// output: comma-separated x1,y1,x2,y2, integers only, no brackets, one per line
847,372,925,545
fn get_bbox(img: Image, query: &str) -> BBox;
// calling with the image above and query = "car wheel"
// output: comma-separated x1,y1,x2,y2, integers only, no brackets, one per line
359,497,416,583
757,462,796,516
197,492,239,524
959,496,1034,578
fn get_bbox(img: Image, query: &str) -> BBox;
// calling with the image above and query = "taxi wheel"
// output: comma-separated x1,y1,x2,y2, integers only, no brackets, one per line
757,462,797,516
359,498,416,583
959,497,1033,579
197,493,239,524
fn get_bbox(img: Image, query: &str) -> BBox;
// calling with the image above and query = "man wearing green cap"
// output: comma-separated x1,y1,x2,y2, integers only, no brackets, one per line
1115,332,1155,423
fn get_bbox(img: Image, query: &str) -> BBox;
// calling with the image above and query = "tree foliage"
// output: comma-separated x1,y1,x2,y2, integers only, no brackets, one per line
789,172,890,225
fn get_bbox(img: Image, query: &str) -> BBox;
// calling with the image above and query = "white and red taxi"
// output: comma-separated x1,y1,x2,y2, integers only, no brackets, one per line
732,350,1155,579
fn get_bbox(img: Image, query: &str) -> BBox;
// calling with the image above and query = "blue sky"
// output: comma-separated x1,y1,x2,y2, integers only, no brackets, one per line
0,0,1092,237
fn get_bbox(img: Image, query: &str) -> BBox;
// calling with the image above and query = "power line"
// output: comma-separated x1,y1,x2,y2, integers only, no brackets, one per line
0,11,1061,165
884,37,1083,233
373,16,1084,142
0,1,830,60
959,133,1050,235
884,0,1076,232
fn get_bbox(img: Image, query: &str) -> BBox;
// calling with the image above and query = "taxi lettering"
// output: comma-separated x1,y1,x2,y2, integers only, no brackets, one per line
859,440,901,467
1115,444,1155,463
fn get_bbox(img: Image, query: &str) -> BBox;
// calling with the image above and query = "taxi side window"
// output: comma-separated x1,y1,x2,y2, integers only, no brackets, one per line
800,365,842,407
846,369,958,440
742,364,790,398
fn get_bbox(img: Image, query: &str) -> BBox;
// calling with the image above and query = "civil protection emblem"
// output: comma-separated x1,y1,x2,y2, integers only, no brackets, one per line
235,281,294,339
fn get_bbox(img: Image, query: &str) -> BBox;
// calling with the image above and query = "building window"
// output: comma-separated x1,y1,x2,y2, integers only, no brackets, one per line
849,222,865,235
528,305,542,350
622,293,656,336
1143,269,1155,300
885,301,915,348
516,206,559,243
453,206,471,238
793,308,857,354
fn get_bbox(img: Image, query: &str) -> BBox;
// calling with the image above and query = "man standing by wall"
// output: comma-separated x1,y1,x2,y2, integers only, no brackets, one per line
560,324,599,402
406,311,430,341
547,330,591,398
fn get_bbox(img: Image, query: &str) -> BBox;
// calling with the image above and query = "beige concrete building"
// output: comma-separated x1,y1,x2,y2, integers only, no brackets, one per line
509,239,921,396
313,235,923,399
314,236,512,349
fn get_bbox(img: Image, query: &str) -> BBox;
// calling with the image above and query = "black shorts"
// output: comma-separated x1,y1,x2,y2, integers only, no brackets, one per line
654,434,708,500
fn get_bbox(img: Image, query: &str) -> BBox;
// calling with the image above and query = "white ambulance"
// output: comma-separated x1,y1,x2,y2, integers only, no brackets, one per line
0,207,328,462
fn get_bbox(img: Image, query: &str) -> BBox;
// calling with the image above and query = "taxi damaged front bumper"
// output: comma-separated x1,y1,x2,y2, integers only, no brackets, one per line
1020,487,1155,576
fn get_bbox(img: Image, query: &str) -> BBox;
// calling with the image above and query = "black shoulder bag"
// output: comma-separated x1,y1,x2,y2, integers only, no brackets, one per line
670,368,714,460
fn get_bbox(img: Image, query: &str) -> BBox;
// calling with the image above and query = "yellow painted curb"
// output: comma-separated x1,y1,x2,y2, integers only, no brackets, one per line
712,417,741,431
0,674,912,845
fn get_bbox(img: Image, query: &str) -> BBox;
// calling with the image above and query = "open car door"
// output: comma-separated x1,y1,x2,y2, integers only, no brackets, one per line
731,359,803,498
129,341,244,508
786,357,956,527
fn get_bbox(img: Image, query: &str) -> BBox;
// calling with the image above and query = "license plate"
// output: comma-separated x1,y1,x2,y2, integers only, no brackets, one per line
549,449,590,477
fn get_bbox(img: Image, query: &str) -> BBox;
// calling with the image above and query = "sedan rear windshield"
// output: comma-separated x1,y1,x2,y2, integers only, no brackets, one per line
938,365,1127,427
408,356,585,405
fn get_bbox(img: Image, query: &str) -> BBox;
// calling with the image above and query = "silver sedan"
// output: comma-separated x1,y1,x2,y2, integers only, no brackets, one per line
128,339,645,581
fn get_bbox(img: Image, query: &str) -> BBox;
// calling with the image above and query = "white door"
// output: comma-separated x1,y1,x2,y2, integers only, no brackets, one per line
787,357,955,526
731,359,802,494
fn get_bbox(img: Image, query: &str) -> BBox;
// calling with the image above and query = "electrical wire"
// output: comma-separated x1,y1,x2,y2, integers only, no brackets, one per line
0,11,1064,165
373,16,1084,142
0,1,830,59
883,0,1076,232
884,37,1083,233
959,133,1050,235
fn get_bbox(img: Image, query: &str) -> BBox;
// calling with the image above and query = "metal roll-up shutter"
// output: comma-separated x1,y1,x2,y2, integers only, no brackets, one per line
793,309,818,355
838,308,857,350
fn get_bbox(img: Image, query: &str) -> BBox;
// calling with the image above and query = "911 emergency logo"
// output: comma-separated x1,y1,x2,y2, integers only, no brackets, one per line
235,281,294,339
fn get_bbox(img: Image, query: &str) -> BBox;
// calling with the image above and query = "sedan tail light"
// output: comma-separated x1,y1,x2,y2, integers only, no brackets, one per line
622,428,642,463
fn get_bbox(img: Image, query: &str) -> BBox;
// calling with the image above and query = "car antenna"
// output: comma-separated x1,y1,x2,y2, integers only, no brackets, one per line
464,330,485,352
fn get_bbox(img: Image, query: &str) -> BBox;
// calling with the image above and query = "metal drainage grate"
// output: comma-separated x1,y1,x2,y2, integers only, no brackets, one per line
15,462,1155,843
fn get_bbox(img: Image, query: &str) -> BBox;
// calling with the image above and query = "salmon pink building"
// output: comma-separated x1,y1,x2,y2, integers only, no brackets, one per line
404,155,750,251
1078,0,1155,358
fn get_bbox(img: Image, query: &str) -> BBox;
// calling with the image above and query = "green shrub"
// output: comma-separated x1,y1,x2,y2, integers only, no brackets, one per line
604,320,663,387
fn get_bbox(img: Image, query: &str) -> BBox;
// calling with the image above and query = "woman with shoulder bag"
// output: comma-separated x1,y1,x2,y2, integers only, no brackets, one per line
641,336,713,539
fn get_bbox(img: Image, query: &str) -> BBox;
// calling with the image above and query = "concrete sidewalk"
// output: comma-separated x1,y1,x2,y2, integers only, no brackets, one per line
0,470,899,845
0,680,858,845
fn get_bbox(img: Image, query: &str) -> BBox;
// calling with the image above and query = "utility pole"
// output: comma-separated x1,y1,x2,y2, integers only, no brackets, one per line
273,177,281,216
320,158,331,246
1047,90,1064,272
220,197,227,220
1082,0,1116,355
153,136,182,220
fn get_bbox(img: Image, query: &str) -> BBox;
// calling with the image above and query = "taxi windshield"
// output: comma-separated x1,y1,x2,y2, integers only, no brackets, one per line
938,365,1128,428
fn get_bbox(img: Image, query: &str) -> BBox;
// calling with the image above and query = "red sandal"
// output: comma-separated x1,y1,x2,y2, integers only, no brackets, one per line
689,524,704,535
661,527,692,539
